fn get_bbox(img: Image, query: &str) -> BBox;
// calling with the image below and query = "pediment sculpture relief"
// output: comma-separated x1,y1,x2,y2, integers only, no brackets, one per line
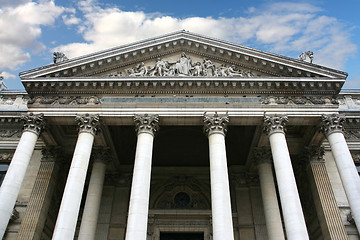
107,52,255,78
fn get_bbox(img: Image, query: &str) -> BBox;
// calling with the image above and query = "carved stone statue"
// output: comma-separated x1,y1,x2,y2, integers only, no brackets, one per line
150,58,169,76
53,52,68,64
174,52,192,75
298,51,314,63
0,76,8,90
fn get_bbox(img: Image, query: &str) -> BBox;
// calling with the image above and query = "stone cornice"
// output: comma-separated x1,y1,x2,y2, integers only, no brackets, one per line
21,77,344,95
19,31,347,80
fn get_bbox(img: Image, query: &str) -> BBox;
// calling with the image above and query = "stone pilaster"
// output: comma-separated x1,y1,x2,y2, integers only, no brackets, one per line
52,114,100,240
0,113,44,239
17,147,63,240
320,114,360,234
253,147,285,240
263,114,309,240
302,146,349,240
125,114,159,240
203,113,234,240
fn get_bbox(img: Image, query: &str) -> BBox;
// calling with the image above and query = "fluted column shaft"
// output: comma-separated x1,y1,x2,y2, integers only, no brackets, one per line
254,148,285,240
78,152,107,240
264,115,309,240
0,113,44,239
321,114,360,233
303,146,349,240
125,114,159,240
204,113,234,240
52,114,100,240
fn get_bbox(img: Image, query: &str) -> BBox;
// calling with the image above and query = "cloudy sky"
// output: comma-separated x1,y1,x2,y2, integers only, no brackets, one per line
1,0,359,90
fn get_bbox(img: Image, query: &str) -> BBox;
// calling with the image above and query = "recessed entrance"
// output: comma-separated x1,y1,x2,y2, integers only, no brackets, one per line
160,232,204,240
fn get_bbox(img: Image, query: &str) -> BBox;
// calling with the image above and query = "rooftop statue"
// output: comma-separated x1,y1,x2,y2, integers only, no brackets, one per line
298,51,314,63
53,52,69,64
0,76,8,90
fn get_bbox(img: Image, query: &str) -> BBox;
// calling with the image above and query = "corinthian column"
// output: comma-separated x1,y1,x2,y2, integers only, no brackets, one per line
52,114,100,240
253,147,285,240
125,114,159,240
321,114,360,234
78,149,109,240
263,114,309,240
0,113,44,239
203,113,234,240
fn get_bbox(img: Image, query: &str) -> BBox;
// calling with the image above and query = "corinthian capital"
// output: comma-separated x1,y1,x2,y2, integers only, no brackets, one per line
21,113,44,135
302,146,325,163
75,113,100,135
252,147,272,165
134,114,159,136
203,112,229,136
263,114,288,135
320,114,344,137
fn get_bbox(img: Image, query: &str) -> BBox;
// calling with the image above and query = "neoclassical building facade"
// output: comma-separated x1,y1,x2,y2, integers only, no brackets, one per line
0,31,359,240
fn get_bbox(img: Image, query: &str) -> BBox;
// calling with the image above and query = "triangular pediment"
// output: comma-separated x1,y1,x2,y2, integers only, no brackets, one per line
20,30,347,80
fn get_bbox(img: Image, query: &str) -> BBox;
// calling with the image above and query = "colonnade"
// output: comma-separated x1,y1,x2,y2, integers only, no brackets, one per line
0,112,359,240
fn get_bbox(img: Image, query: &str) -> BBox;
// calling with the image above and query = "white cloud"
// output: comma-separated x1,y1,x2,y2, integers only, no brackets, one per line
0,1,64,70
53,1,356,71
0,71,17,80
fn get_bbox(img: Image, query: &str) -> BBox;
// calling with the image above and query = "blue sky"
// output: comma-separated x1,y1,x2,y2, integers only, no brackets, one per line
0,0,359,90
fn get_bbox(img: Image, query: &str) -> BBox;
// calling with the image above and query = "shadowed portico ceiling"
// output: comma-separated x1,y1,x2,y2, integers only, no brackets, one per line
20,30,347,82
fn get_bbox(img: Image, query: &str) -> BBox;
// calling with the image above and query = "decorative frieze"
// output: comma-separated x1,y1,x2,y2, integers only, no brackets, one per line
262,96,338,105
263,114,288,135
21,113,44,135
203,112,229,136
0,130,21,138
75,113,100,135
320,114,344,137
28,95,100,105
134,114,159,135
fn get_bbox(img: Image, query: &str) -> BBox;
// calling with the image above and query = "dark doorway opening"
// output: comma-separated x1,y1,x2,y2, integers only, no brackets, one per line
160,232,204,240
